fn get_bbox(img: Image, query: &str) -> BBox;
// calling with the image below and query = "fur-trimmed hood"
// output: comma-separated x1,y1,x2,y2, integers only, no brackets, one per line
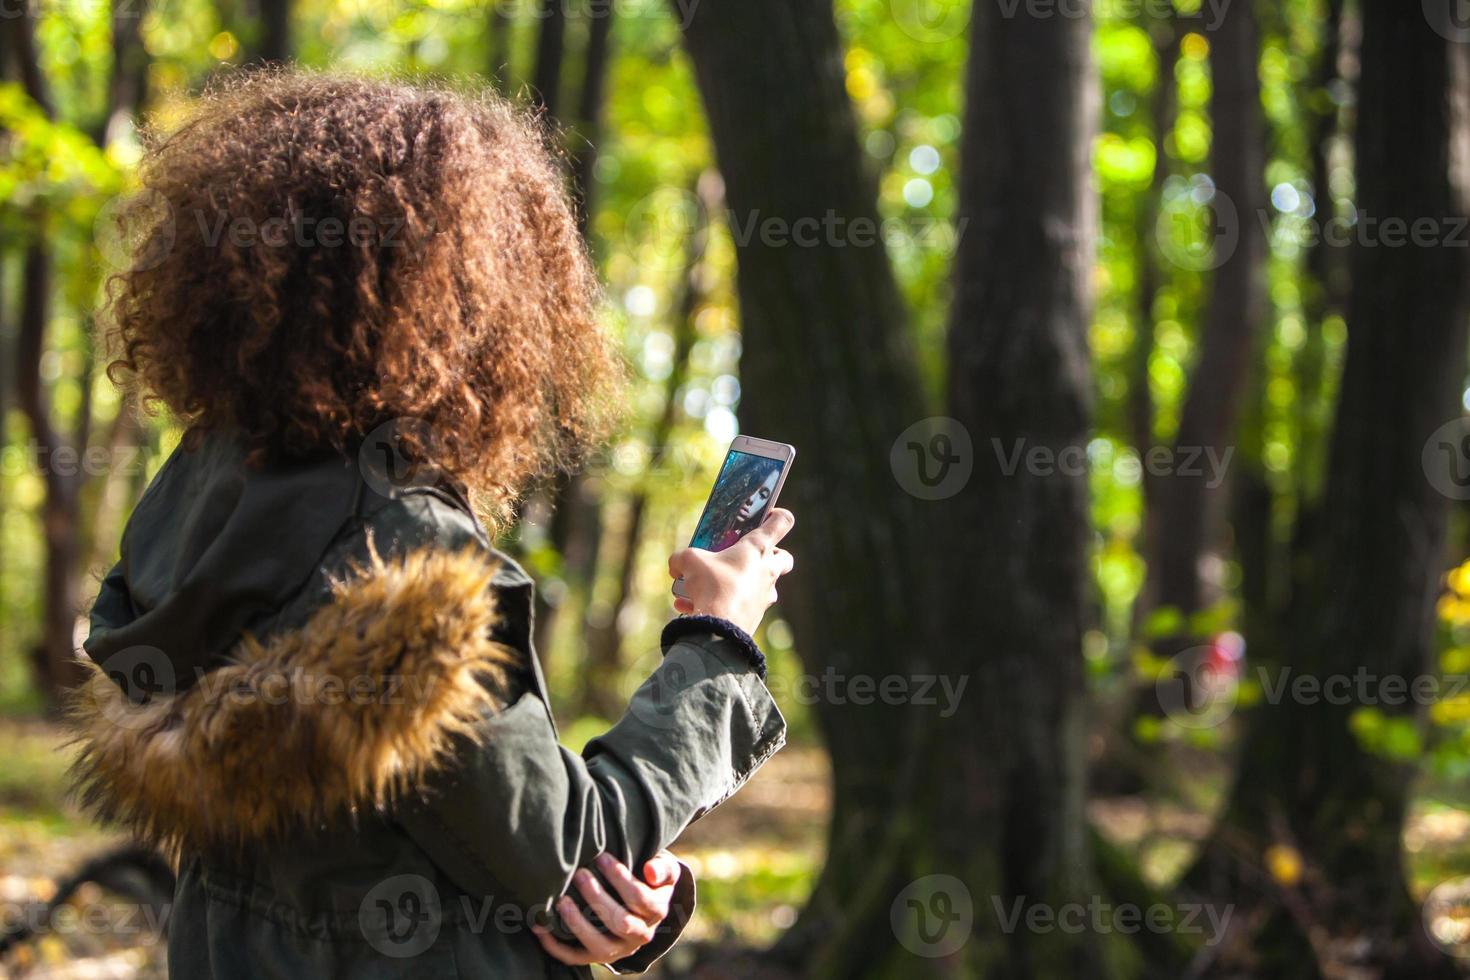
70,544,518,855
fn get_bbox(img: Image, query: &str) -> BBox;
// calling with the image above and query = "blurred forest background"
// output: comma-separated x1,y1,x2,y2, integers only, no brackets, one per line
2,0,1470,977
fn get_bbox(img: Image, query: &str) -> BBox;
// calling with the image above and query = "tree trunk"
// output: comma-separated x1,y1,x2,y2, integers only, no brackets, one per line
675,0,936,973
528,0,618,669
1095,18,1183,795
680,1,1163,975
1128,20,1181,492
1147,0,1267,638
578,173,713,719
250,0,290,65
932,3,1114,976
1292,0,1347,505
571,5,613,239
1187,6,1470,976
1120,1,1268,785
531,0,567,117
487,1,514,89
17,243,87,702
5,0,151,706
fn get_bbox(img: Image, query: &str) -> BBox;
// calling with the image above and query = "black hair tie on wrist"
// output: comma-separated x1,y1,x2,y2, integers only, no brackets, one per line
659,614,767,680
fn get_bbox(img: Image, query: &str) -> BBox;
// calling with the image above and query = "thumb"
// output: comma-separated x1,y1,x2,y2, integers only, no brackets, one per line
742,508,795,553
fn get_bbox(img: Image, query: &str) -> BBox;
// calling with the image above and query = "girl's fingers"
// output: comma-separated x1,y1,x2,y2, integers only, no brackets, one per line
532,925,597,966
596,853,669,922
572,869,654,944
643,851,680,888
555,896,623,962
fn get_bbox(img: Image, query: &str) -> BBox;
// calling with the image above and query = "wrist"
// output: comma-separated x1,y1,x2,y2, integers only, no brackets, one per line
660,614,767,679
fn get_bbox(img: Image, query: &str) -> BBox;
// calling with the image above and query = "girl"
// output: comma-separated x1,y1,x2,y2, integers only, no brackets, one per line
72,71,794,978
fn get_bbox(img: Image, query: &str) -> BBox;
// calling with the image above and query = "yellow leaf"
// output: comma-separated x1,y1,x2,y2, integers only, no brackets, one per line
1266,844,1302,887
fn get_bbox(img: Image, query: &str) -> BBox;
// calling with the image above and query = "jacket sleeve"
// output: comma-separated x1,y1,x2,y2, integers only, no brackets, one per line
364,492,783,969
397,619,783,969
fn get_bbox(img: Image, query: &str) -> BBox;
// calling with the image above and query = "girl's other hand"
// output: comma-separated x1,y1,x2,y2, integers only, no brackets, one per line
531,850,682,966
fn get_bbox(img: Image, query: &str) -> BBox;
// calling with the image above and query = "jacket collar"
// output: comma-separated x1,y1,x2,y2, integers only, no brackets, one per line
70,543,516,855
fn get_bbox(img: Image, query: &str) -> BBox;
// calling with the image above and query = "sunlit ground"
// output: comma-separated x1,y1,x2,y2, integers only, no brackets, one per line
3,718,1469,977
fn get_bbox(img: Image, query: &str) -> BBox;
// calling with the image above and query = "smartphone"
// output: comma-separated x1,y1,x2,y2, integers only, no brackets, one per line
673,435,796,600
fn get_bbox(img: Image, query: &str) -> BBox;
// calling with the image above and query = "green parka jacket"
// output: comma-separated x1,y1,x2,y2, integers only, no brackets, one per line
70,430,787,978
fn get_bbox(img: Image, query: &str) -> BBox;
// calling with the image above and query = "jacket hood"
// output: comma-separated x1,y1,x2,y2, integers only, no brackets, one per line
72,432,518,853
84,431,366,687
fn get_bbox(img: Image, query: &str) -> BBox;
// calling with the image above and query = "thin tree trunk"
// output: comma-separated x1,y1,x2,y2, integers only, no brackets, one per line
1292,0,1347,506
578,172,713,718
1111,2,1269,796
528,0,617,669
1128,20,1181,493
0,35,10,644
95,0,150,147
80,396,141,585
1187,7,1470,976
17,243,87,701
531,0,567,117
250,0,290,65
1147,0,1267,636
1096,18,1184,795
488,2,514,89
571,3,613,238
7,8,84,702
5,0,150,706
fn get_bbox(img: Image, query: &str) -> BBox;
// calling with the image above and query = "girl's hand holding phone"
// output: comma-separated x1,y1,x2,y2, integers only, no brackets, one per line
668,508,796,635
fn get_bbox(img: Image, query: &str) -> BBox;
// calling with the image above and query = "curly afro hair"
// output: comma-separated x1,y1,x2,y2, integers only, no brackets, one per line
102,70,621,520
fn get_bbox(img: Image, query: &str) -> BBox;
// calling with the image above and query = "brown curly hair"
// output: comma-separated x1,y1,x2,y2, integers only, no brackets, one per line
103,70,620,520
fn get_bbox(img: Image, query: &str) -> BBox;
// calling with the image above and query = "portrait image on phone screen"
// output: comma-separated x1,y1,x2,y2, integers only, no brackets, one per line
689,450,787,553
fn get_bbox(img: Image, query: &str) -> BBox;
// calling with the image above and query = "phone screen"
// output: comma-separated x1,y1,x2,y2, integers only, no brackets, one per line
689,449,788,552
